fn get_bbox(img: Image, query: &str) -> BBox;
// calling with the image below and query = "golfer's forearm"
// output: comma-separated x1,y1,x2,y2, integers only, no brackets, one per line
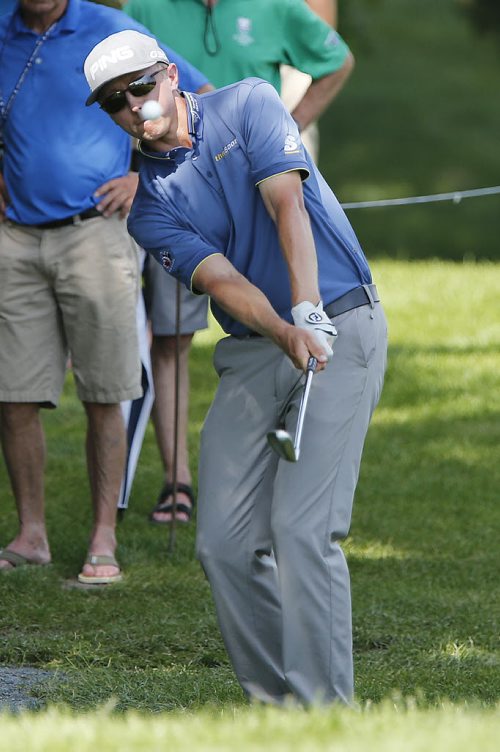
193,258,289,341
210,279,288,341
291,52,354,131
274,202,320,306
259,173,320,305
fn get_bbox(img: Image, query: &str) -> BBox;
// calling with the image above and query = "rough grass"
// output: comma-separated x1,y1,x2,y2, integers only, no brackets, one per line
0,260,499,725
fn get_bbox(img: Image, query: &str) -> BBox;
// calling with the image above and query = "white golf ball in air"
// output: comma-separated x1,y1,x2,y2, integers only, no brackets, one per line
140,101,164,121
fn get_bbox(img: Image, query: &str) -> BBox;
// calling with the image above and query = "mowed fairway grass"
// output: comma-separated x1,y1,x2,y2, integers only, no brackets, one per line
0,259,499,749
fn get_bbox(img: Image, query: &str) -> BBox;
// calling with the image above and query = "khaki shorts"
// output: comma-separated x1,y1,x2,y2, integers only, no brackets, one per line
0,215,142,406
143,254,209,336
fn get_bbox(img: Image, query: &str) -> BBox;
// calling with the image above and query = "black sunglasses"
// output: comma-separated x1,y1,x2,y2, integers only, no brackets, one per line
99,68,165,115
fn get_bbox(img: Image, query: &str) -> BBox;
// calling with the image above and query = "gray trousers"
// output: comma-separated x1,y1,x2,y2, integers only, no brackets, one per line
196,302,388,706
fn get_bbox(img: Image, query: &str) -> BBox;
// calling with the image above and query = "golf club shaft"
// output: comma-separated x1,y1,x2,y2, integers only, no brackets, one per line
293,356,317,460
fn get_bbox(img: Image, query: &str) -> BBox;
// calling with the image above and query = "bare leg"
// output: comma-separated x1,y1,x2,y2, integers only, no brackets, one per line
150,334,193,523
0,403,51,568
78,402,126,579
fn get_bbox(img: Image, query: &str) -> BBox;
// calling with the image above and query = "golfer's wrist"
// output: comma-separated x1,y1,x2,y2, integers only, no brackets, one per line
270,320,294,351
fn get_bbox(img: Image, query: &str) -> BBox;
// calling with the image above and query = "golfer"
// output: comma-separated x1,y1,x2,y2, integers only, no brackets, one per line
84,30,387,706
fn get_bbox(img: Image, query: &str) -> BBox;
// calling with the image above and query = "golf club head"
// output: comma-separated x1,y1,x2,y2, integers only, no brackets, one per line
267,428,298,462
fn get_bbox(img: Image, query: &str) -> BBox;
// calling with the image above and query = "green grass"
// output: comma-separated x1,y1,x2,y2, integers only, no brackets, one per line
1,261,499,746
1,702,500,752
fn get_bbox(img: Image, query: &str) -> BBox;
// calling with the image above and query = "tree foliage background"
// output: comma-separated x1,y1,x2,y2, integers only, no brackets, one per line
457,0,500,36
340,0,500,42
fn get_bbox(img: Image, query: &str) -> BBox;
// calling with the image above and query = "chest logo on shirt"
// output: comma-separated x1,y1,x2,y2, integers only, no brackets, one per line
284,134,300,154
233,18,254,46
214,139,238,162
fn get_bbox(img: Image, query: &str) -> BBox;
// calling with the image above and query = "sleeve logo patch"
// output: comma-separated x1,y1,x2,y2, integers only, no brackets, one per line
284,134,300,154
160,250,174,271
324,30,340,47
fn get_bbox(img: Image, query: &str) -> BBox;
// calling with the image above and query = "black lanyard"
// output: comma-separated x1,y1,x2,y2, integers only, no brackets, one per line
203,3,221,56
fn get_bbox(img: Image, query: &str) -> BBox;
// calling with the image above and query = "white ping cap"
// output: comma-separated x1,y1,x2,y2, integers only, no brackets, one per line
84,30,169,106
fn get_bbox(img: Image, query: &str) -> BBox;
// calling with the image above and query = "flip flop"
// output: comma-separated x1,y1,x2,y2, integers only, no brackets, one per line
77,554,123,585
0,549,50,570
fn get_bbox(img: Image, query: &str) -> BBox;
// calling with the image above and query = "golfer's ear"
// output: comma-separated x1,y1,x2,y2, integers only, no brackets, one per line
166,63,179,90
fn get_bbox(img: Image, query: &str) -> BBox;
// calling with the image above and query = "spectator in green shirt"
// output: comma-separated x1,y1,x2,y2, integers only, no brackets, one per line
124,0,353,132
281,0,338,160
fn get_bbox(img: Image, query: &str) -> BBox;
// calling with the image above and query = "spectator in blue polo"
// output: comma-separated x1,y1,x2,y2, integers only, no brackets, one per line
0,0,209,583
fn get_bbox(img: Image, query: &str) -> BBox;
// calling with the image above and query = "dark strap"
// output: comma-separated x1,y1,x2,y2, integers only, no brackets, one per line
324,284,380,318
152,501,192,517
155,482,195,508
151,482,196,520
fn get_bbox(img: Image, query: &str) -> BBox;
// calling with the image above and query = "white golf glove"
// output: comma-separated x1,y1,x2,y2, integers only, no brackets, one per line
291,300,337,360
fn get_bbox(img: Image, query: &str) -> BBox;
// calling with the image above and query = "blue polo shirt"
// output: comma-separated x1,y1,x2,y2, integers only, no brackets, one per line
129,79,372,336
0,0,17,17
0,0,209,224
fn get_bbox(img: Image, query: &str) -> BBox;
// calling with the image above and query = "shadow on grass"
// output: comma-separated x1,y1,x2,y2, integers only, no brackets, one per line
349,551,500,705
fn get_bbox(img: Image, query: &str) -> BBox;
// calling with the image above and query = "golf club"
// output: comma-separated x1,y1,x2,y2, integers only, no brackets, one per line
267,356,317,462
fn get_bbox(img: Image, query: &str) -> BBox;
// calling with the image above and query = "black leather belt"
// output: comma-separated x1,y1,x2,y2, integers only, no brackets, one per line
324,284,380,318
20,207,102,230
